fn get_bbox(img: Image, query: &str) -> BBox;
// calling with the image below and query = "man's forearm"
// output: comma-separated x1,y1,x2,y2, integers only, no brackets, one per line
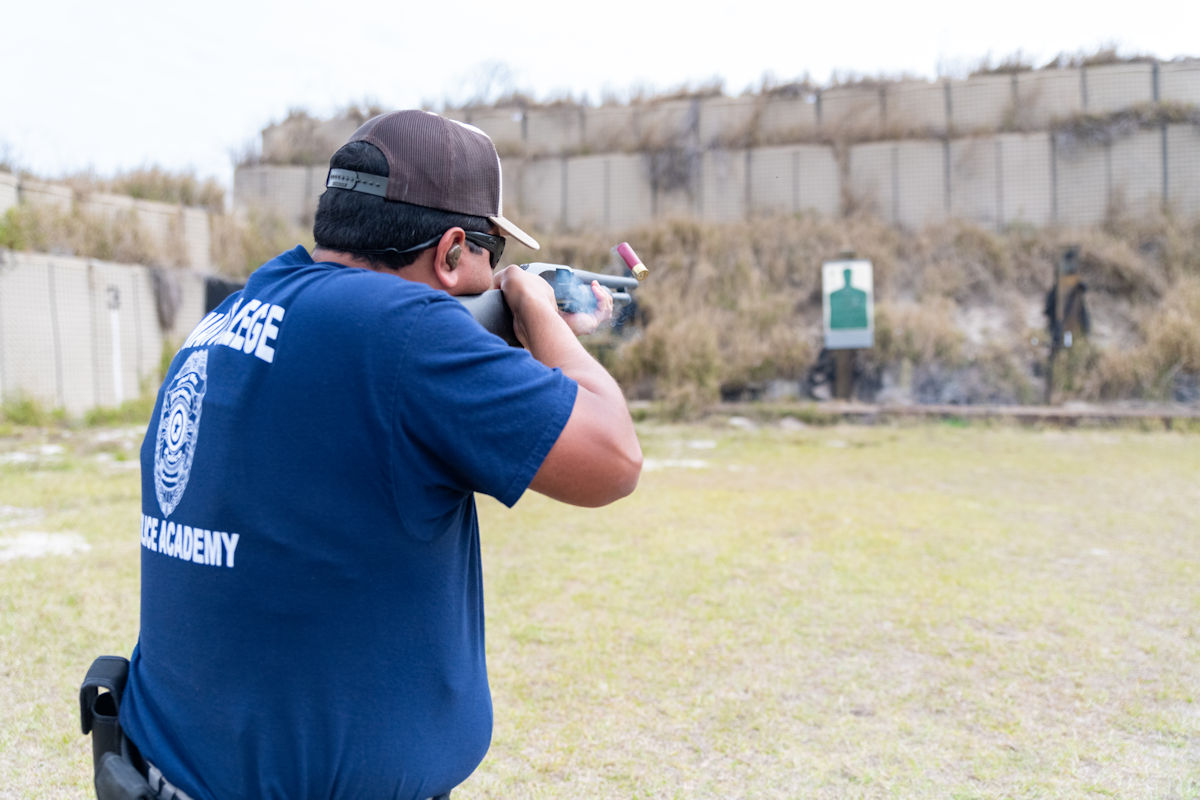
518,300,642,505
521,302,625,399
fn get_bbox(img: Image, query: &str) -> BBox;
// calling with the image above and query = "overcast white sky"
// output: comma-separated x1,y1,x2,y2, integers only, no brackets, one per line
2,0,1196,195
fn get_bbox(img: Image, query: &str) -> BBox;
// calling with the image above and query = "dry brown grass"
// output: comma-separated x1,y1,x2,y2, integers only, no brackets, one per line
0,196,310,279
62,167,225,213
538,210,1200,408
1089,276,1200,399
3,173,1196,409
208,209,313,278
0,203,162,266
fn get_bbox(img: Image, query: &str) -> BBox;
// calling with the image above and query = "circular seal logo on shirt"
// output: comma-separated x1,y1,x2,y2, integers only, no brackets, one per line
154,350,208,518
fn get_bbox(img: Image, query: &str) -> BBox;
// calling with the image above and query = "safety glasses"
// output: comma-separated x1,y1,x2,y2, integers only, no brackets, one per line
463,231,506,269
368,230,506,269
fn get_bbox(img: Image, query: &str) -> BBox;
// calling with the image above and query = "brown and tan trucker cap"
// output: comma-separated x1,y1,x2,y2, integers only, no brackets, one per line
329,110,538,250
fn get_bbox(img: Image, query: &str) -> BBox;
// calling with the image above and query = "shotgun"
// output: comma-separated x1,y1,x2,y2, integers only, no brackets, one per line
459,244,648,347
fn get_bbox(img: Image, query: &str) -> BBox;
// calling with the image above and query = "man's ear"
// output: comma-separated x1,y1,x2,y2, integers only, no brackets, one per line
431,228,467,290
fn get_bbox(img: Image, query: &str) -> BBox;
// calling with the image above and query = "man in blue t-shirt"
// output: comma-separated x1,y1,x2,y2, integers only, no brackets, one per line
118,110,642,800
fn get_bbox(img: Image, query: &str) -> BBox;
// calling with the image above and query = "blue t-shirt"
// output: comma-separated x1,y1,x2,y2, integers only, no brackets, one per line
121,246,577,799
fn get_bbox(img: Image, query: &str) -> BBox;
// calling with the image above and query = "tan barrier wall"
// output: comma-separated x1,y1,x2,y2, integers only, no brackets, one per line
236,122,1200,236
0,251,207,415
0,172,18,213
237,60,1194,159
842,125,1200,229
0,173,213,270
234,163,327,229
234,60,1200,236
18,179,73,212
507,123,1199,233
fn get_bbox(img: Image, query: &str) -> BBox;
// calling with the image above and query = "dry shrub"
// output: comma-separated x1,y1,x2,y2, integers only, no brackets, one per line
209,210,313,278
254,109,333,166
610,295,723,411
0,202,161,265
62,167,225,212
535,211,1199,408
1090,276,1200,400
1067,228,1168,299
895,220,1018,302
949,222,1018,286
603,263,813,408
548,216,830,409
0,204,46,251
1146,279,1200,371
7,178,1196,408
82,207,160,264
872,298,967,366
108,168,224,212
1103,208,1200,284
969,51,1036,77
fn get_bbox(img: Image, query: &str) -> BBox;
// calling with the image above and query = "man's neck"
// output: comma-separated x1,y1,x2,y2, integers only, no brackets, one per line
310,247,375,270
310,247,443,292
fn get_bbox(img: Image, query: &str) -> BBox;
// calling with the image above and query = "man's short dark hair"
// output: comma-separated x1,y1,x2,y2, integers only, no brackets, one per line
313,141,491,270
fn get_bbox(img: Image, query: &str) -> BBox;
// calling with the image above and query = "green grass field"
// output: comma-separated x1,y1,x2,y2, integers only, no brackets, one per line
2,418,1198,799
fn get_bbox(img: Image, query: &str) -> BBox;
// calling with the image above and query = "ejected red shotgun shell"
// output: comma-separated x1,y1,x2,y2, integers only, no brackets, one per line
613,242,649,281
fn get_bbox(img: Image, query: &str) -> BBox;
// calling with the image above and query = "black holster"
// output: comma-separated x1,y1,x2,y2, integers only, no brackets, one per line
80,656,154,800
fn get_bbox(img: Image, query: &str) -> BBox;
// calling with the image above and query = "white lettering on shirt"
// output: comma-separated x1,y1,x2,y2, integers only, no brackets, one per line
140,513,240,569
181,298,285,364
